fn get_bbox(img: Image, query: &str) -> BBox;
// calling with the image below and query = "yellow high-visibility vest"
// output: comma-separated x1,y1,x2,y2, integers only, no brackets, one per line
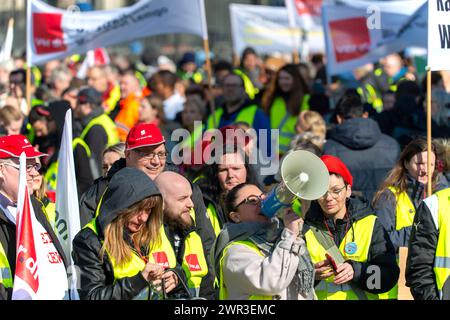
305,214,396,300
269,95,310,155
432,189,450,299
206,105,258,130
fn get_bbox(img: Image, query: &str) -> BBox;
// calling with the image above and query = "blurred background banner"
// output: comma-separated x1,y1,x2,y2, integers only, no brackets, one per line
229,3,325,57
26,0,207,66
323,0,427,75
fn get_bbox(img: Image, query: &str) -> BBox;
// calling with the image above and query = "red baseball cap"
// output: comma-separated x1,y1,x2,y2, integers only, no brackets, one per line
126,123,165,151
0,135,47,159
320,155,353,186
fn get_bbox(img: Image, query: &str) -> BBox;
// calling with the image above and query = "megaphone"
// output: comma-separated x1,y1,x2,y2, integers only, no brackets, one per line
261,150,330,218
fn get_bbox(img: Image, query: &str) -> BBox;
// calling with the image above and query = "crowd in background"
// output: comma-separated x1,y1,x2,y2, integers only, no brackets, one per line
0,45,449,300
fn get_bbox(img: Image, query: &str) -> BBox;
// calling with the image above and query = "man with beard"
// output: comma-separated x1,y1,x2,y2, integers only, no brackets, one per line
155,171,215,299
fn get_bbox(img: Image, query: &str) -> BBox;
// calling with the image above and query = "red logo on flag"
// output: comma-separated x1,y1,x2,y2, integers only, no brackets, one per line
152,252,169,268
33,13,67,54
15,186,39,293
295,0,322,16
185,254,201,272
329,17,371,63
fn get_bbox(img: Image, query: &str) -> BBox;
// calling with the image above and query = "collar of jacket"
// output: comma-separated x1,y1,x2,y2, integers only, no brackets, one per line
80,107,105,128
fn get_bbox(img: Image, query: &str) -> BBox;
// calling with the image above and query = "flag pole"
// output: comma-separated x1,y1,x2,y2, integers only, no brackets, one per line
199,0,216,128
26,0,31,115
426,66,432,197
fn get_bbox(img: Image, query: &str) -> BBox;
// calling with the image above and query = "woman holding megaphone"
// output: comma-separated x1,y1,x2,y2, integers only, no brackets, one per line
211,183,315,300
302,155,399,300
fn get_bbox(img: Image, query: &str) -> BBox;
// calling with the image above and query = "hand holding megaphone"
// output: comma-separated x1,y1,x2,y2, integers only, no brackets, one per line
261,150,329,218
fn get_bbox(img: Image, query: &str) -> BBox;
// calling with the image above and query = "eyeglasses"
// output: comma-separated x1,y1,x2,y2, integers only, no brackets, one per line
133,149,168,161
2,162,42,172
321,185,346,200
234,194,263,211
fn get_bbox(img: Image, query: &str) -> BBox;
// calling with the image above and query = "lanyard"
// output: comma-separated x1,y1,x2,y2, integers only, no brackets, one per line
323,213,350,256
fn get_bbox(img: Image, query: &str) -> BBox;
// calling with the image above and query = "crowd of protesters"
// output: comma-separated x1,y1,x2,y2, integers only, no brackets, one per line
0,46,449,300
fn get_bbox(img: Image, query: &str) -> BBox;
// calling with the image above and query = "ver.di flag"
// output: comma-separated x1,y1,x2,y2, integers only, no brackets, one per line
11,153,39,300
55,109,81,299
27,0,208,66
12,153,68,300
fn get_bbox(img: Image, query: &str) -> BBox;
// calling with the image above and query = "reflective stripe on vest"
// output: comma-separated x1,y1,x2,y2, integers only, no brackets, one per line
182,209,208,292
0,242,13,288
305,214,394,299
149,209,208,294
357,84,383,113
433,189,450,299
85,219,146,280
206,202,221,237
206,105,258,130
104,85,121,114
233,69,259,100
270,95,310,155
80,113,119,148
219,240,272,300
44,138,92,192
388,187,416,231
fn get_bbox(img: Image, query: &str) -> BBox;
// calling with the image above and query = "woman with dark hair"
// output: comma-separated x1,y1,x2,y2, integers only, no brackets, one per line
373,137,448,250
72,168,182,300
261,63,311,155
195,144,260,237
211,182,315,300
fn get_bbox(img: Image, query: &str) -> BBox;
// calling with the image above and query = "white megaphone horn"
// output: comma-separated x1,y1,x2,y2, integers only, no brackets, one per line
261,150,330,218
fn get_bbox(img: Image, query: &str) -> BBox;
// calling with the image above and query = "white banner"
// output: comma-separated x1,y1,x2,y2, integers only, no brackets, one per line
229,3,324,57
55,109,80,299
428,0,450,71
323,0,426,75
55,109,80,262
0,18,14,62
27,0,207,66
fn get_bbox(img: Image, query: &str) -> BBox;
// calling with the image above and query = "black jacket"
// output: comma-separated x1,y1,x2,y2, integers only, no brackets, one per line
374,175,426,250
406,191,450,300
303,196,399,295
72,167,186,300
164,222,216,300
323,117,400,202
0,196,69,300
78,160,216,275
79,108,109,179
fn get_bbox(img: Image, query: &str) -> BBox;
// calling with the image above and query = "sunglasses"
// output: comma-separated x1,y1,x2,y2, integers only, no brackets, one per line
234,194,263,211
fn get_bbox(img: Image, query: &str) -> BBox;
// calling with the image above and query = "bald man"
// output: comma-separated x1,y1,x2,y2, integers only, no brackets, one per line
155,172,215,299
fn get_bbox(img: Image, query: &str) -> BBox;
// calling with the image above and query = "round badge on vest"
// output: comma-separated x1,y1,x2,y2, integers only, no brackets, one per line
345,242,358,255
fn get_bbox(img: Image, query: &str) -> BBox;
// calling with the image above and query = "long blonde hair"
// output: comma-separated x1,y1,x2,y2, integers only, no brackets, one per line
372,137,438,207
99,195,163,267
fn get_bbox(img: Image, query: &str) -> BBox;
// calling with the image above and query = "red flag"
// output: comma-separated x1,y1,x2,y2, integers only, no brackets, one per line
15,185,39,293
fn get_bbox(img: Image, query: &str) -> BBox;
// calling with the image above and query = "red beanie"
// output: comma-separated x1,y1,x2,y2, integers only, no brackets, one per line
320,155,353,186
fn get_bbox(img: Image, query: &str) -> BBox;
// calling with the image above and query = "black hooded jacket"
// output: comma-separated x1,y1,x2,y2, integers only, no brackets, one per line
72,167,185,300
323,118,400,201
302,196,399,295
78,159,216,283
